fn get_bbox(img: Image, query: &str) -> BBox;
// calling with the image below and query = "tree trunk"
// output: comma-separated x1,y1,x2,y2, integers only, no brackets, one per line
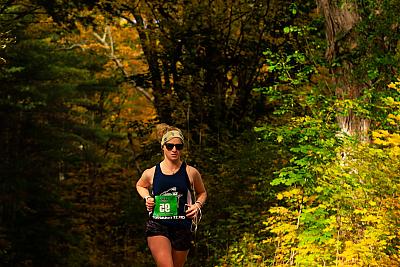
132,13,173,124
317,0,370,141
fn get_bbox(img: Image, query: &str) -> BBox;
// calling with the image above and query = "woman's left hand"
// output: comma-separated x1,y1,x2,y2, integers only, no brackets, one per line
185,203,200,219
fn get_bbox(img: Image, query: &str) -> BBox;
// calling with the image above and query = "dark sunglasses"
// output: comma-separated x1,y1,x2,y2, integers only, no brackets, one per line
165,143,184,151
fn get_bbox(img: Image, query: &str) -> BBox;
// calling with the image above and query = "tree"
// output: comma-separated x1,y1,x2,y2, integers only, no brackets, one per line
251,1,400,265
36,0,301,143
121,0,297,136
0,3,128,264
317,0,400,141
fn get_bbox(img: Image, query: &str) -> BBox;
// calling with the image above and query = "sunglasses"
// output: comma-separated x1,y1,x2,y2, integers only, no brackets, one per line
165,143,184,151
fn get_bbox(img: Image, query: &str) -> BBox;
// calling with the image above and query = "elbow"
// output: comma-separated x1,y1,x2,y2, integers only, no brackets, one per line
136,180,143,190
201,190,207,200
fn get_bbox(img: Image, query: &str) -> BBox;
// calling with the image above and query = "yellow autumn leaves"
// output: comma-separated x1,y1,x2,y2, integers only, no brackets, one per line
371,80,400,146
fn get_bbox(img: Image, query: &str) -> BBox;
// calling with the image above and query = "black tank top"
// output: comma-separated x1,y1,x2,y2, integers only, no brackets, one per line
152,162,192,227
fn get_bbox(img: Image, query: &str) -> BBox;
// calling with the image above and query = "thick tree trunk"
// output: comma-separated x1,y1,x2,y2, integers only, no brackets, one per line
317,0,370,141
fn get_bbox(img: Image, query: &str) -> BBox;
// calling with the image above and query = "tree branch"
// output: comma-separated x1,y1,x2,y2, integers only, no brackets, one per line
92,27,154,103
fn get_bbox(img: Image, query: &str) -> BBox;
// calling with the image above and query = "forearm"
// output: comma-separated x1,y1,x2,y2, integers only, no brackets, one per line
195,191,207,207
136,184,151,199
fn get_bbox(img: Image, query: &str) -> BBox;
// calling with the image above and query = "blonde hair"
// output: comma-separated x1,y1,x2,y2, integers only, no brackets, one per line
156,123,182,137
156,124,184,147
156,123,182,138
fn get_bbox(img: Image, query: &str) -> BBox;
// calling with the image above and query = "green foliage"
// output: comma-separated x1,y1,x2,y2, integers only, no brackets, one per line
187,130,278,267
257,116,339,187
255,78,400,266
215,233,274,267
0,11,124,266
258,117,400,266
2,0,400,266
356,0,400,84
251,1,400,265
254,14,325,117
255,48,317,116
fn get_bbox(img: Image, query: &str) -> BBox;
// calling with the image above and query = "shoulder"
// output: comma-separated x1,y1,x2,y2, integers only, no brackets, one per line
136,165,156,188
186,164,199,173
185,164,201,180
141,166,156,181
185,164,206,193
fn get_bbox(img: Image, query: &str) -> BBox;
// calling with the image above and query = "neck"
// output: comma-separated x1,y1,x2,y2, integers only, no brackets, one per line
162,158,181,167
161,159,182,175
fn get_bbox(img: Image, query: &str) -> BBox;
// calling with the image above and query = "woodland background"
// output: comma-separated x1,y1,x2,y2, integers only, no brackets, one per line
1,0,399,266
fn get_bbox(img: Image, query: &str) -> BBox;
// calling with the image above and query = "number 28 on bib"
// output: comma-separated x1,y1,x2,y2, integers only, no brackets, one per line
153,195,178,219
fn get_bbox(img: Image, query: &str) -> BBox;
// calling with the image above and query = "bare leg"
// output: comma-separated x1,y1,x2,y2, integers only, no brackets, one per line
172,249,189,267
148,236,174,267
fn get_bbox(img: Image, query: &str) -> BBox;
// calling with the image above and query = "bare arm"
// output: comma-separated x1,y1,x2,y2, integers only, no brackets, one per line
136,167,155,211
186,166,207,218
192,167,207,206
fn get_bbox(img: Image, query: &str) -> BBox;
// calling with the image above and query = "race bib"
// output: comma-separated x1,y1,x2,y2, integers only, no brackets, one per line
153,195,178,219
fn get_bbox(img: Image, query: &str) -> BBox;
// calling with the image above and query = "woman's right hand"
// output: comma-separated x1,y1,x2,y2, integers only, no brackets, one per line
145,197,155,212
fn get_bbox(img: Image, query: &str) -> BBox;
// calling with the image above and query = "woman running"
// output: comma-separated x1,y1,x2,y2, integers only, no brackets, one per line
136,125,207,267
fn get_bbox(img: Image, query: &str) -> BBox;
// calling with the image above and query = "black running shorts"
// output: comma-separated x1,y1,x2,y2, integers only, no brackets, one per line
145,219,194,251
